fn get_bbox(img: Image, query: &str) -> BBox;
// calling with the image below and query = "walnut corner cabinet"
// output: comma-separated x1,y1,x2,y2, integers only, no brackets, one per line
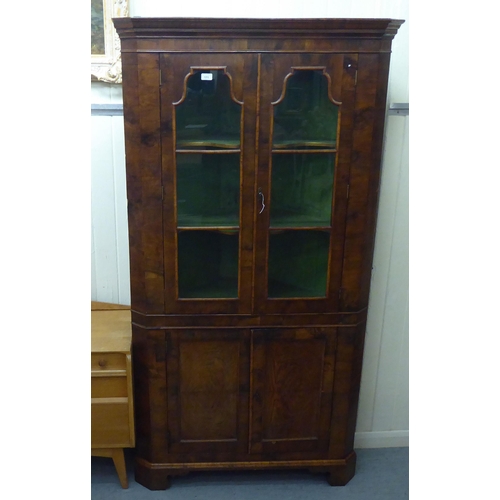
113,17,404,491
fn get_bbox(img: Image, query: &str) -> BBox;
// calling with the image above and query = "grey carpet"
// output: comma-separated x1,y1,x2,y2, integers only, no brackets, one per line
91,447,409,499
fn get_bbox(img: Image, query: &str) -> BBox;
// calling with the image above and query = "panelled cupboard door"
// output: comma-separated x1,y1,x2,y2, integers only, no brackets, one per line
254,54,357,314
250,328,336,455
160,54,258,315
165,329,250,456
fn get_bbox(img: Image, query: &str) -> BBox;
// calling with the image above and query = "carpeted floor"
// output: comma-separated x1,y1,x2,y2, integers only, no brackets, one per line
91,447,409,499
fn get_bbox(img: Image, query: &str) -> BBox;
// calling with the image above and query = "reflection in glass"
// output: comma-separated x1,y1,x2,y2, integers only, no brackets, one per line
176,69,241,149
177,154,240,227
270,153,335,227
178,230,239,298
273,70,339,149
268,230,330,298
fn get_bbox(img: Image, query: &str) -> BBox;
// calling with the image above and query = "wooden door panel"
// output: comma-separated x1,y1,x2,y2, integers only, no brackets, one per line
250,328,336,455
262,339,324,439
166,330,250,455
178,340,240,441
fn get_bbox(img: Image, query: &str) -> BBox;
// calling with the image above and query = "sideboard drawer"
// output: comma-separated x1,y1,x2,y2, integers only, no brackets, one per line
91,400,131,447
91,376,128,398
91,352,126,372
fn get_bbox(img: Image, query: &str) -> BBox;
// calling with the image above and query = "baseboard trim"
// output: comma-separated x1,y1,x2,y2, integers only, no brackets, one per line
354,430,409,449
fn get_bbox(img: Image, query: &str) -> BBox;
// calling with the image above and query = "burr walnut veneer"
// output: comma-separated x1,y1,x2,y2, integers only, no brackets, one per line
113,17,403,491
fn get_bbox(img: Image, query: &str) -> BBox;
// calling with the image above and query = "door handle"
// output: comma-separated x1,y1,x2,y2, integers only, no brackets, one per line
258,188,265,214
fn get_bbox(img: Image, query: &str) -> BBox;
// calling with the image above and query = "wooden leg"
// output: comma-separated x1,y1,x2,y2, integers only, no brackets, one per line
91,448,129,489
111,449,128,489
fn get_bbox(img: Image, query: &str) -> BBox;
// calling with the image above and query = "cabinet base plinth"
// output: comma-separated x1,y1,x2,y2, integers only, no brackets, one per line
327,451,357,486
135,459,172,490
134,453,357,490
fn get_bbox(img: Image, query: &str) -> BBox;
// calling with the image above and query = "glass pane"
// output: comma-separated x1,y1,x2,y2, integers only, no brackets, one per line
268,230,330,298
176,69,241,149
178,230,239,298
177,154,240,227
270,153,335,227
273,70,338,150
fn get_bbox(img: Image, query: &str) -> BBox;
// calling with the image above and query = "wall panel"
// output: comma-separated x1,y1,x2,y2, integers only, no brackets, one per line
355,113,409,446
91,110,130,305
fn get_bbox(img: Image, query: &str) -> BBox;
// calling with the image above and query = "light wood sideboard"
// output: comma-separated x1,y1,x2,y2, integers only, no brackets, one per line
91,301,135,488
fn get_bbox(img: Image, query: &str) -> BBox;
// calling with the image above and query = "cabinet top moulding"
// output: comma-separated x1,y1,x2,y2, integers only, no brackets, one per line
113,17,404,41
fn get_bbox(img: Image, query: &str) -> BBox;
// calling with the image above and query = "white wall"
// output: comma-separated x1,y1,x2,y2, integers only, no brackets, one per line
91,84,129,304
356,112,409,448
91,0,409,448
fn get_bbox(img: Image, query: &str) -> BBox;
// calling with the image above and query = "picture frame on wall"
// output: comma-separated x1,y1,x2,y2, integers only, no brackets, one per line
91,0,129,83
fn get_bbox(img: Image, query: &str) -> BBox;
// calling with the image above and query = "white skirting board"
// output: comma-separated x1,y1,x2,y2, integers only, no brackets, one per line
354,431,409,449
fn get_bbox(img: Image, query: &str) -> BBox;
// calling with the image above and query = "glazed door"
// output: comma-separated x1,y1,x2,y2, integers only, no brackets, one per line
254,54,357,314
160,54,258,314
249,328,337,455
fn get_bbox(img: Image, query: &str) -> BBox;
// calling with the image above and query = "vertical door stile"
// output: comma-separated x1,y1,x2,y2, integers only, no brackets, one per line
328,53,358,307
239,54,259,314
159,54,177,313
254,54,274,312
250,53,262,314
